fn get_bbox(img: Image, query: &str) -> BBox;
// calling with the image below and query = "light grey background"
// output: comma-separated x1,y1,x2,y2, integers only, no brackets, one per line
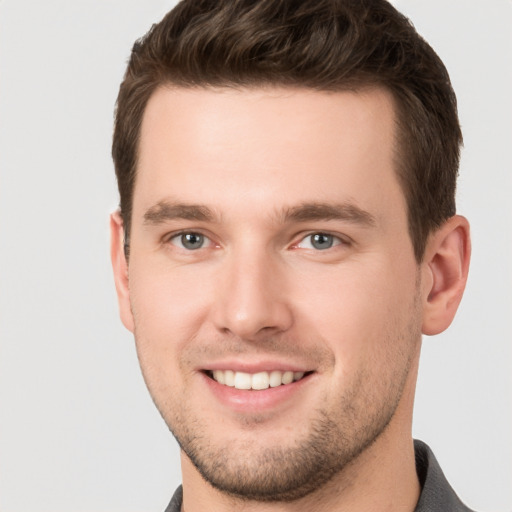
0,1,510,511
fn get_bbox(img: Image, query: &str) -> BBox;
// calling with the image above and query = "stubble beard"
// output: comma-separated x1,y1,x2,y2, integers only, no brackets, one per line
172,400,396,503
163,347,416,503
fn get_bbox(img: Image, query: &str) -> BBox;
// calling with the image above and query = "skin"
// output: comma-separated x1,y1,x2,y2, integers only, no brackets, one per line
111,86,470,512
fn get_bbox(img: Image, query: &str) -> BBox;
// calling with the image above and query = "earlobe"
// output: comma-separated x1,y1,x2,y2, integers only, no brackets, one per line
110,211,135,332
421,215,471,336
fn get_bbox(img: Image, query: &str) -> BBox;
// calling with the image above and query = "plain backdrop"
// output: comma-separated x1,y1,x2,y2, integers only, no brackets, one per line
0,1,510,511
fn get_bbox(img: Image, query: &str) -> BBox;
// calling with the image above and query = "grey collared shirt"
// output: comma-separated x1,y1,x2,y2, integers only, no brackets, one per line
413,440,475,511
164,440,475,512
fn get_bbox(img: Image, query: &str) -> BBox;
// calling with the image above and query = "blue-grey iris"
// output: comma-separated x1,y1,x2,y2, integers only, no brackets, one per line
181,233,204,250
311,233,334,250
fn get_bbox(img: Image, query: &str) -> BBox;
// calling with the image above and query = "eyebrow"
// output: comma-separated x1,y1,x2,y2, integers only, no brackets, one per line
143,200,376,227
282,202,377,227
144,201,216,225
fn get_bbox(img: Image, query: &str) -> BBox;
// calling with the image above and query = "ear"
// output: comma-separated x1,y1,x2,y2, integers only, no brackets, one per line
110,211,135,332
421,215,471,336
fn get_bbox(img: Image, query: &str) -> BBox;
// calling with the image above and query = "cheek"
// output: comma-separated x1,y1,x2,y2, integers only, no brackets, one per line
127,264,217,405
129,262,212,345
292,258,420,370
128,267,206,397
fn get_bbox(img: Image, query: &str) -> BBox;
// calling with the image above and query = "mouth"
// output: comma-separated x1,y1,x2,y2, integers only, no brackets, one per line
205,369,312,390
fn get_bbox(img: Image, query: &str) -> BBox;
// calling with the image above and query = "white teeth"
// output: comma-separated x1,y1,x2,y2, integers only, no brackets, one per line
234,372,252,390
224,370,235,387
251,372,270,390
269,370,282,388
210,369,307,390
282,371,294,385
212,370,225,385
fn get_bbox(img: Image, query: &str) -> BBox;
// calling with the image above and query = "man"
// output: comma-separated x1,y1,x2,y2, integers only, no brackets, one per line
110,0,473,510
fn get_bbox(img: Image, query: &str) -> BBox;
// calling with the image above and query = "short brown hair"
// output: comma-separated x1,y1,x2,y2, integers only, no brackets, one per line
112,0,462,262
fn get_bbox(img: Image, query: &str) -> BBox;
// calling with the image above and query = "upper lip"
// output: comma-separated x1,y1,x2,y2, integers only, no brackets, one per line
198,359,313,374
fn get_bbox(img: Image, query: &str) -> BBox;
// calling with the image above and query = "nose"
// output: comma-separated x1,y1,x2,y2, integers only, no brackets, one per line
212,248,293,340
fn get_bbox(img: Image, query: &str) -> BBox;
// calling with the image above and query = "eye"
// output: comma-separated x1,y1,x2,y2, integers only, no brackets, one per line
169,232,211,250
296,232,343,250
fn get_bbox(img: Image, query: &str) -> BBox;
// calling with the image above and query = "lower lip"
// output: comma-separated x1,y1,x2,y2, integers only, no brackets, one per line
201,372,313,413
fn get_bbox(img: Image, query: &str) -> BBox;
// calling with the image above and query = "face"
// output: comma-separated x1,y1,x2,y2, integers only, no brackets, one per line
117,86,424,500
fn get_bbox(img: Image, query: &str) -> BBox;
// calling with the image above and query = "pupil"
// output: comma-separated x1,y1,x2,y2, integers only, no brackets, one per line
312,233,333,250
182,233,203,249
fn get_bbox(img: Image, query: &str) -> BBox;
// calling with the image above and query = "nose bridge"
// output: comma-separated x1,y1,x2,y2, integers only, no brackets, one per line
213,242,292,339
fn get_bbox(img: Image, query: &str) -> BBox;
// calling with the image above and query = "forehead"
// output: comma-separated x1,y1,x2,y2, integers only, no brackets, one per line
134,86,404,224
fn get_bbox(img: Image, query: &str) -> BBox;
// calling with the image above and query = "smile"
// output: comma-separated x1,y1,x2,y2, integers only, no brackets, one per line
207,370,309,390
